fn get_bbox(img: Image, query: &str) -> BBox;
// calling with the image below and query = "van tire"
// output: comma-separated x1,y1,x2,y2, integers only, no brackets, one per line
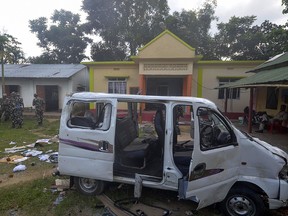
220,187,265,216
74,177,106,195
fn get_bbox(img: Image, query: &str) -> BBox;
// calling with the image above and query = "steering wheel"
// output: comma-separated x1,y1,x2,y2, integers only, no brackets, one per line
200,124,214,148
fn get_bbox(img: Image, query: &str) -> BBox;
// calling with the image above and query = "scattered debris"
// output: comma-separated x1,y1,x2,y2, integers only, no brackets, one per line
51,178,70,191
9,141,16,145
4,146,26,153
38,152,58,163
55,179,70,187
97,194,131,216
48,153,58,163
185,210,194,215
22,149,43,157
13,164,27,172
7,209,18,216
38,154,49,161
35,138,52,145
53,191,65,206
0,155,28,164
45,150,53,154
50,135,59,143
26,143,36,148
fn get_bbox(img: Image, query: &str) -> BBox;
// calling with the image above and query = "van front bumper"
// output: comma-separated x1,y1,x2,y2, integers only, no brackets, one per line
269,179,288,209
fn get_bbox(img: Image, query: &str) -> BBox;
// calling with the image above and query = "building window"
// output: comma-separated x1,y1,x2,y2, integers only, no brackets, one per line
108,78,127,94
266,87,278,109
218,78,240,99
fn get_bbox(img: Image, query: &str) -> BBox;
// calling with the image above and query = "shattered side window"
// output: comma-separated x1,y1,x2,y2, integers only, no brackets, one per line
198,107,233,150
68,101,112,130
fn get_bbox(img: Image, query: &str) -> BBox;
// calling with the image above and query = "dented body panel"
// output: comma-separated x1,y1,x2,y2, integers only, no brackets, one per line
58,92,288,212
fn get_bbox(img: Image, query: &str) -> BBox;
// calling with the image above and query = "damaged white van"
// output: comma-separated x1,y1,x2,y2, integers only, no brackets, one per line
58,92,288,216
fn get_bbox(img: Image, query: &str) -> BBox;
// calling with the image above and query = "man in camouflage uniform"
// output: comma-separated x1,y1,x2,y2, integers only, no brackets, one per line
32,93,45,125
11,92,24,128
1,93,11,121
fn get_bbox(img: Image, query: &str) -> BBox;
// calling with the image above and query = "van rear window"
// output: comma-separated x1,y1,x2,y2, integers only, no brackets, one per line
67,101,112,130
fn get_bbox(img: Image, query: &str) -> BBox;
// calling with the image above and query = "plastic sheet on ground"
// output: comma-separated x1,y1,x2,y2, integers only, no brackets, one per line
0,155,29,164
38,152,58,163
22,149,43,157
13,164,27,172
4,146,27,153
35,139,52,145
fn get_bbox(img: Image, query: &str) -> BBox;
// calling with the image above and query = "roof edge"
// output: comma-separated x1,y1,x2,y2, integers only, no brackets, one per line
197,60,264,65
81,61,135,65
138,30,195,52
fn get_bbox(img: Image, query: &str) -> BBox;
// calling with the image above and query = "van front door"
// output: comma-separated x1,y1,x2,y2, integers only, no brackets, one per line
185,107,240,209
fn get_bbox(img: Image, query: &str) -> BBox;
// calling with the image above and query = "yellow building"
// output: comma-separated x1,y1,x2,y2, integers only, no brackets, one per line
83,30,263,119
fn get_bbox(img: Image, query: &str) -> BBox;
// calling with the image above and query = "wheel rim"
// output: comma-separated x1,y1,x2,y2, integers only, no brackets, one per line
79,178,98,192
227,195,256,216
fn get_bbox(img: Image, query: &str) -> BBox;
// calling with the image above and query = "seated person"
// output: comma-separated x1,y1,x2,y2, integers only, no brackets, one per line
243,106,257,125
256,104,287,133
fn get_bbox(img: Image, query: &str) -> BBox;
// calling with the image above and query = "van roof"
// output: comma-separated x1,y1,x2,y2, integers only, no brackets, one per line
69,92,217,108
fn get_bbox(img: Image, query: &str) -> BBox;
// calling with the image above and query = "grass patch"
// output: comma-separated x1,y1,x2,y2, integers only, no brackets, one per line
0,116,59,184
0,177,103,216
0,117,59,152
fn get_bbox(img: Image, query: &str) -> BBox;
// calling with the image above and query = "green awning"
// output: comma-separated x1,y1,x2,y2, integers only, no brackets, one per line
248,52,288,72
219,66,288,88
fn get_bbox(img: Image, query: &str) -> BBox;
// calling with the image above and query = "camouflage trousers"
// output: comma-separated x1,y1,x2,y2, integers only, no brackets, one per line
11,108,23,128
35,109,44,125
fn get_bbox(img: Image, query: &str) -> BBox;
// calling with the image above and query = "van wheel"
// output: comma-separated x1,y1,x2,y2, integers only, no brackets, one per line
220,187,265,216
74,177,105,195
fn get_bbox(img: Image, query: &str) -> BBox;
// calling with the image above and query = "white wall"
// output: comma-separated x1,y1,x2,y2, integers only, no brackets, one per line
71,68,89,91
2,78,69,110
193,64,256,113
1,68,89,110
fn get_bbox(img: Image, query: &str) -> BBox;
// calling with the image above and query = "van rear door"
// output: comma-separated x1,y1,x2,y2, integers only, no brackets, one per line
59,99,116,181
184,107,240,209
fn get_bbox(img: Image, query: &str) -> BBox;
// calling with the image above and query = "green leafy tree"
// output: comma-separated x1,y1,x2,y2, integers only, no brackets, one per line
282,0,288,14
214,16,263,60
0,33,25,95
27,52,58,64
214,16,288,60
165,0,218,59
29,10,92,63
82,0,169,60
90,42,127,61
254,21,288,59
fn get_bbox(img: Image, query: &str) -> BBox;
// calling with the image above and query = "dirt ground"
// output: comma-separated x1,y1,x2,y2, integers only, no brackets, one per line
0,166,54,188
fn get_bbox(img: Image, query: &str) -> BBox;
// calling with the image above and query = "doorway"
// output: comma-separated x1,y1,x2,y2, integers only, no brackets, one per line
36,85,59,111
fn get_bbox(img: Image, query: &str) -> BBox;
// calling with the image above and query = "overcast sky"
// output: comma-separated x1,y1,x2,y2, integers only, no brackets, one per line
1,0,287,58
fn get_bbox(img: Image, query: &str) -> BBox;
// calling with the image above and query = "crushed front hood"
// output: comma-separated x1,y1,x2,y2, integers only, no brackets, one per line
253,137,288,163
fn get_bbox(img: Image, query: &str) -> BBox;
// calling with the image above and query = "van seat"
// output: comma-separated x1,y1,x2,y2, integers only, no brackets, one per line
116,117,151,168
70,116,94,128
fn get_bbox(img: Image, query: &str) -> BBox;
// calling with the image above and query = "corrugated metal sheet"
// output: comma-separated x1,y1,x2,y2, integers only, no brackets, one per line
249,52,288,72
2,64,86,78
218,53,288,89
219,67,288,88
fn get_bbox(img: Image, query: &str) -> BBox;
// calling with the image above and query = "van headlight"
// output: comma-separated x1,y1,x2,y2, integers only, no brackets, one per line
279,165,288,180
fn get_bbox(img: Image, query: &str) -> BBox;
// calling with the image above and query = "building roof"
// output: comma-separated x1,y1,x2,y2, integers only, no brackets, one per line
132,30,198,61
219,52,288,88
2,64,86,78
248,52,288,73
138,30,195,52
